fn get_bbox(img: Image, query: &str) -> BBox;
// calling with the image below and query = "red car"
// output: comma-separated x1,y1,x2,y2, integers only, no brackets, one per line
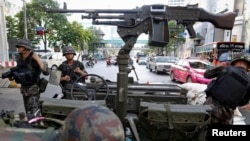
169,58,214,84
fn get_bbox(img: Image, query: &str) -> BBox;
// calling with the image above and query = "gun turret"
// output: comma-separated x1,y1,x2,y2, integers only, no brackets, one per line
45,4,237,123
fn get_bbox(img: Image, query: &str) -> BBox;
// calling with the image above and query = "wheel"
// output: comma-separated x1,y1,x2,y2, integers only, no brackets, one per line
186,76,192,83
149,65,152,72
51,65,57,70
70,74,110,101
170,72,176,82
155,67,159,74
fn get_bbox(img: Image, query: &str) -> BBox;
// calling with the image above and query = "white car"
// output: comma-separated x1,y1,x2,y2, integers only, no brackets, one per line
40,52,65,70
41,52,82,69
138,57,147,65
148,56,178,74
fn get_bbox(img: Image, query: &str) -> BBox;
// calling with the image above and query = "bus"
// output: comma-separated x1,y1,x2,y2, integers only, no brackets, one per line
196,41,245,66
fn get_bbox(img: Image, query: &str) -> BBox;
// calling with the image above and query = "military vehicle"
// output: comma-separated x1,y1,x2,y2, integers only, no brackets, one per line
0,3,237,141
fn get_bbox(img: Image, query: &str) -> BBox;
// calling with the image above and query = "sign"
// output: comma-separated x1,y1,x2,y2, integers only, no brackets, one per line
36,26,45,31
36,26,45,36
217,42,245,50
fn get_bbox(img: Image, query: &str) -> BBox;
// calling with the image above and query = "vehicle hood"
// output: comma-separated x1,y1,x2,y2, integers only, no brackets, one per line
156,62,173,65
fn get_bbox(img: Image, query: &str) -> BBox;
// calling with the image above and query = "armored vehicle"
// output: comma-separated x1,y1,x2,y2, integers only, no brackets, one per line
0,3,237,141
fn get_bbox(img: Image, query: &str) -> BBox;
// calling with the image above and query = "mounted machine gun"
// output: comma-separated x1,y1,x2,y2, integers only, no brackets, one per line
0,4,237,141
46,4,237,123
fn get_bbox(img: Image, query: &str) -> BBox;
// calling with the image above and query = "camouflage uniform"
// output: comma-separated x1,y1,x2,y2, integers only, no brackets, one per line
20,84,40,119
204,96,234,125
57,104,125,141
15,39,48,119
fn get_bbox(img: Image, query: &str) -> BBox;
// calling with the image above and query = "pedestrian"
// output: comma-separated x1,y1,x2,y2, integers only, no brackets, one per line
9,39,49,119
58,46,88,99
203,53,250,125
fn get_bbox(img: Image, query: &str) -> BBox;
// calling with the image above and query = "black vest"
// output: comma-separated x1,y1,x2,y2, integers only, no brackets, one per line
206,66,250,109
15,52,40,86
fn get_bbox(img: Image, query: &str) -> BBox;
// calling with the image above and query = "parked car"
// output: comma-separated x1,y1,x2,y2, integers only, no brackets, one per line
146,56,152,69
169,58,214,84
148,56,178,74
41,52,81,69
138,57,147,65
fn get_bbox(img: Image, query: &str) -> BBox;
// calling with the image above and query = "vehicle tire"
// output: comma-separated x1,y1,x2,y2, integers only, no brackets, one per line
51,65,57,70
170,72,176,82
149,66,152,72
186,76,192,83
155,67,159,74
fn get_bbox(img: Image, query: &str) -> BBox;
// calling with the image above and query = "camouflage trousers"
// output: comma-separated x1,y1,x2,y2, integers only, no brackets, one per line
20,84,40,119
204,96,234,125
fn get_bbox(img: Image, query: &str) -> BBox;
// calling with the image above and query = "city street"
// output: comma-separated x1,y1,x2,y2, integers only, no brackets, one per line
1,59,250,124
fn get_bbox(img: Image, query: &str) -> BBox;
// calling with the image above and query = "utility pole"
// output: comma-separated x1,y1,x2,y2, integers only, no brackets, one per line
23,0,28,39
0,0,9,62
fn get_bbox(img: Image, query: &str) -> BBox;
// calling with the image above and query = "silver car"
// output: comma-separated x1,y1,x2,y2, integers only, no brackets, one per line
148,56,178,74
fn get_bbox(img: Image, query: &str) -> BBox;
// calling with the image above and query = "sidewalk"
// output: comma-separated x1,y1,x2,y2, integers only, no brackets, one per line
0,88,25,114
0,68,21,88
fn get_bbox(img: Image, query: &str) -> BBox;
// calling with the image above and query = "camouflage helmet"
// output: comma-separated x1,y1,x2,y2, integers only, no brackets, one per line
15,39,33,50
58,104,125,141
62,46,76,56
230,53,250,67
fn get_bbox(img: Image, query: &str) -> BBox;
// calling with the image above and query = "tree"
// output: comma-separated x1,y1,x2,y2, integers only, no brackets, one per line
6,0,95,53
5,16,19,39
11,0,68,50
149,20,186,56
59,21,92,52
87,26,105,55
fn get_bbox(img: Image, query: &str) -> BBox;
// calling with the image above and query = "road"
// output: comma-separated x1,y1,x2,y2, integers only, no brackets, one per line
83,59,171,84
1,59,250,124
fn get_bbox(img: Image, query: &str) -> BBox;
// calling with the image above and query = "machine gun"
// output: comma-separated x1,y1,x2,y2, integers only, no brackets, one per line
45,4,236,123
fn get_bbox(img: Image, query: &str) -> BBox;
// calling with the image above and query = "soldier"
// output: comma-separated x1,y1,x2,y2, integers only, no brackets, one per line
58,46,88,98
204,53,250,125
8,39,49,119
57,103,125,141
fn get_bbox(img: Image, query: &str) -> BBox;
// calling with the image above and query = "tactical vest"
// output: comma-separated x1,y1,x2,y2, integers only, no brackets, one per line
207,66,250,109
15,52,40,86
58,61,85,89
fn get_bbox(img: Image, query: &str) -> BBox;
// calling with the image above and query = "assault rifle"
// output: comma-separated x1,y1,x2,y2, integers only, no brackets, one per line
45,4,237,122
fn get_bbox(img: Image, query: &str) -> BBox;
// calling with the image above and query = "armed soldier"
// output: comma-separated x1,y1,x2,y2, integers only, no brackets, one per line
58,46,88,99
2,39,49,119
204,53,250,125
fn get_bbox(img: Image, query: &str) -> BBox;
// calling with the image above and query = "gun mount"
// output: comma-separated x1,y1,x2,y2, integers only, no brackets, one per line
46,4,237,123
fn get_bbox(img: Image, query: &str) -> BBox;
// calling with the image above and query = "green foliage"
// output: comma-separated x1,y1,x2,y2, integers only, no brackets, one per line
5,16,19,39
5,0,94,52
87,27,105,54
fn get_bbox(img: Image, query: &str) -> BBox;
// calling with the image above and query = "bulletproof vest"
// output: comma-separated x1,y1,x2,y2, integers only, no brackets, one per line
59,61,85,88
208,66,250,109
15,52,40,86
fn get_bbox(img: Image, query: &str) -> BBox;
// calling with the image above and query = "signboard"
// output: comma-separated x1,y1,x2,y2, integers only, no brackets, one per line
217,42,245,50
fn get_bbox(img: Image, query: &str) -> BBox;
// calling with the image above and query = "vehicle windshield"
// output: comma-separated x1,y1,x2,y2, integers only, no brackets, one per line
156,57,175,63
40,53,52,59
189,60,214,69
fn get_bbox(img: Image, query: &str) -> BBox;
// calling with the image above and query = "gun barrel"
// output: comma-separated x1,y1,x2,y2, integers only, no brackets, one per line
81,15,125,20
46,8,140,14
